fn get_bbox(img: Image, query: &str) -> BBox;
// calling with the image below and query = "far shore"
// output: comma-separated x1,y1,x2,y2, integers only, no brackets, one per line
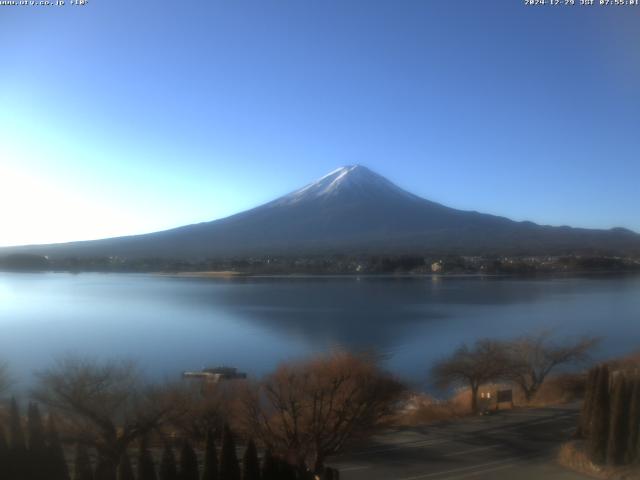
156,271,499,279
157,270,247,278
0,269,638,279
153,270,640,280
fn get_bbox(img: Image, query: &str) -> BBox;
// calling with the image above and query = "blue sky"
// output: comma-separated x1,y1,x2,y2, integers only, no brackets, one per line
1,0,638,246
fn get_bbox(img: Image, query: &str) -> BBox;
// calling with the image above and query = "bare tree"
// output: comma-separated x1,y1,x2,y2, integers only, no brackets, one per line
241,351,405,473
431,339,510,414
32,357,175,471
159,380,237,442
504,332,598,401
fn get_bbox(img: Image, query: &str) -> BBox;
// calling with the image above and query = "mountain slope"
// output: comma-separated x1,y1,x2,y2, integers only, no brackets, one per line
3,165,640,259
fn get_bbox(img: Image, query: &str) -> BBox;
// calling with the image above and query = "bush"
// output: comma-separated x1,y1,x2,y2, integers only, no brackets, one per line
396,393,468,425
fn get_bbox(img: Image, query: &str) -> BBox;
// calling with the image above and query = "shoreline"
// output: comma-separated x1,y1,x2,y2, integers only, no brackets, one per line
1,269,639,279
157,270,247,278
149,270,639,280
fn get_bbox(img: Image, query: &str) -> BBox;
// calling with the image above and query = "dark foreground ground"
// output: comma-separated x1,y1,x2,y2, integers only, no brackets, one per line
328,404,590,480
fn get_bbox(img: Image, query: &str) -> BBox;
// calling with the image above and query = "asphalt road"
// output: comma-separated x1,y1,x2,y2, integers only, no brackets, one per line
328,405,590,480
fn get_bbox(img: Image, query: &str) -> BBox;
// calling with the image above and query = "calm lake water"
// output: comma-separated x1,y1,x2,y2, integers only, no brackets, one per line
1,272,639,390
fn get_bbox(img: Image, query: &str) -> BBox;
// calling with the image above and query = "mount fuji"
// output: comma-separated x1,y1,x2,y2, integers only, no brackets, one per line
3,165,640,259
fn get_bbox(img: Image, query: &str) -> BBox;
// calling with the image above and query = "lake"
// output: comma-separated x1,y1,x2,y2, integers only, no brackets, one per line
1,272,639,391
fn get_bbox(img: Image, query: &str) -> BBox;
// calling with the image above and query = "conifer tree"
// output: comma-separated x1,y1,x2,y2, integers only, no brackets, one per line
27,402,48,480
138,437,157,480
607,375,630,465
9,398,25,449
324,467,339,480
588,364,610,464
95,455,117,480
201,430,218,480
260,450,277,480
275,458,295,480
9,398,27,480
73,444,94,480
27,403,46,451
242,439,260,480
179,441,199,480
0,426,9,480
47,414,71,480
579,367,598,437
117,452,135,480
159,444,178,480
220,426,240,480
318,468,332,480
626,378,640,464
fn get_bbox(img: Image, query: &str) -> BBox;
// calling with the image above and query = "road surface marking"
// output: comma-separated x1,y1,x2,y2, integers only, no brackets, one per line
439,462,521,480
348,439,447,455
344,413,573,458
442,445,502,457
503,412,577,418
339,465,371,472
397,453,539,480
523,417,574,426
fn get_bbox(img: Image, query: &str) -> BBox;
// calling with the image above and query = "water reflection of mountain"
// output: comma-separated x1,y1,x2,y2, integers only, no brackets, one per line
3,273,639,390
170,276,567,349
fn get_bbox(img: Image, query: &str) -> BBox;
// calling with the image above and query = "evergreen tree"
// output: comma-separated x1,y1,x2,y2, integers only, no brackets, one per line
260,450,277,480
626,378,640,464
275,458,295,480
9,398,25,450
159,444,178,480
138,437,158,480
201,430,218,480
579,367,598,437
179,441,199,480
0,426,9,480
219,426,240,480
242,439,260,480
47,414,71,480
607,375,630,465
95,455,117,480
588,364,610,464
323,467,339,480
117,452,135,480
317,468,332,480
9,398,27,480
27,402,48,480
73,444,94,480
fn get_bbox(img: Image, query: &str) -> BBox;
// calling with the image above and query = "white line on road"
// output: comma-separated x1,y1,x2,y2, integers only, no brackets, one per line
438,461,522,480
396,453,539,480
442,445,502,457
342,412,573,458
502,412,578,418
347,411,572,457
523,417,575,427
348,439,448,456
338,465,371,472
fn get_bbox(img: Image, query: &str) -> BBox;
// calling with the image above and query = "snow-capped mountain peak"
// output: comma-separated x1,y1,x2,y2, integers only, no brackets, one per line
2,163,639,259
272,165,417,206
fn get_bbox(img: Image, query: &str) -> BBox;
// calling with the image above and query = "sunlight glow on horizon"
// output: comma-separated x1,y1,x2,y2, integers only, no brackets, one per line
0,162,145,247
